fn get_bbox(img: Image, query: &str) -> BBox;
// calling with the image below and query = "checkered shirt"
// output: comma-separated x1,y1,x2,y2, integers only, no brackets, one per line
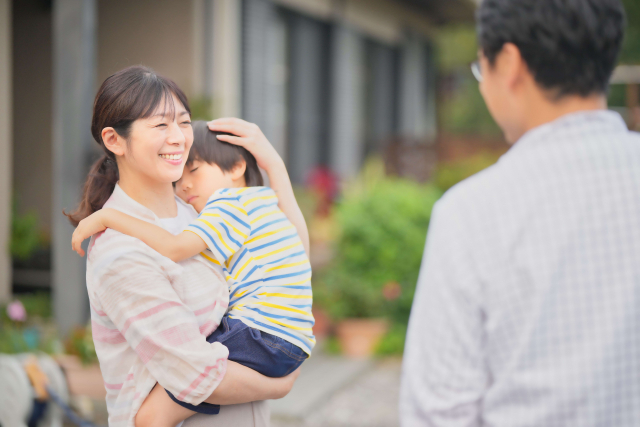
401,110,640,426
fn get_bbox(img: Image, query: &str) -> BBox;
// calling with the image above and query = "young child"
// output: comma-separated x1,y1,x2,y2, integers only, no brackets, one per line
72,120,314,424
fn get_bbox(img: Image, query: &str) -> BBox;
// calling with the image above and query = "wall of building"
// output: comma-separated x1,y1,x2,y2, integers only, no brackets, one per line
12,0,53,235
97,0,196,96
6,0,438,246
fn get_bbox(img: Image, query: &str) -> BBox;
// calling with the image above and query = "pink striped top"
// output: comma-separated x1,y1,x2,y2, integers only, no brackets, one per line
86,184,230,427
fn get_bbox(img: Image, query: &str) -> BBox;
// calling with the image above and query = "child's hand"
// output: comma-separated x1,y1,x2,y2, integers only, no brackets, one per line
207,118,285,172
71,209,110,257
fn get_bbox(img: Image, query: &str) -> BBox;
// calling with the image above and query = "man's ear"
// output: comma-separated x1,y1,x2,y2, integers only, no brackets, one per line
102,127,127,157
230,160,247,181
499,43,528,91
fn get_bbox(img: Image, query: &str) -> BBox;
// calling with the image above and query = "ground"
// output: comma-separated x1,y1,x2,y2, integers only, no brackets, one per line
64,352,403,427
271,357,402,427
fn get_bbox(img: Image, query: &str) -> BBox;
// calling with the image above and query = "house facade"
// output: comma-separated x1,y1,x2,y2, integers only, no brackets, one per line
0,0,473,333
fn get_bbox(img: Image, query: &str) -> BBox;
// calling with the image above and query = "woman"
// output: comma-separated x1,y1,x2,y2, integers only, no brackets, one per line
66,66,306,427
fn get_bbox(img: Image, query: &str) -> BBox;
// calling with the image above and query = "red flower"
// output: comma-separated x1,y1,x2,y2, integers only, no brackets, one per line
382,282,402,301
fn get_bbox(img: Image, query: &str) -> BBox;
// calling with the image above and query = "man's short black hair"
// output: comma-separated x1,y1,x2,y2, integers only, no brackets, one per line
477,0,626,98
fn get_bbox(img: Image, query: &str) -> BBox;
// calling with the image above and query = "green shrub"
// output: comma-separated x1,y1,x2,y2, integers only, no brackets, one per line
11,200,41,261
0,294,60,355
314,163,442,324
65,324,98,365
434,152,501,192
440,77,502,136
0,293,52,324
375,323,407,356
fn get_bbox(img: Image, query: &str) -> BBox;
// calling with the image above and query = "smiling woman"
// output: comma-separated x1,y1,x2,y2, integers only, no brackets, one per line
65,65,193,225
63,66,295,427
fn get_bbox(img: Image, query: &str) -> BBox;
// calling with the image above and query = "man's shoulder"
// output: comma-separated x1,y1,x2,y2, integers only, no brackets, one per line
438,161,505,212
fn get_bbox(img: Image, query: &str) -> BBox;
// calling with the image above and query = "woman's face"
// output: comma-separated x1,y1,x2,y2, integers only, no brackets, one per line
120,94,193,185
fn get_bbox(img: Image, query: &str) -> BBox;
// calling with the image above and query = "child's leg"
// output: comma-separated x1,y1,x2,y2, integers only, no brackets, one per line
209,317,308,378
136,383,196,427
148,315,308,423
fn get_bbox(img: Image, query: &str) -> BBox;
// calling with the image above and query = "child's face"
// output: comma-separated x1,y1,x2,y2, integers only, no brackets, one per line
175,159,236,212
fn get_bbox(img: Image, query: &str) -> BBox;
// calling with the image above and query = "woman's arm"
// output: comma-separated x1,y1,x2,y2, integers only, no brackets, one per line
98,250,296,420
72,208,206,262
96,250,230,406
204,361,299,405
208,118,310,257
135,362,299,427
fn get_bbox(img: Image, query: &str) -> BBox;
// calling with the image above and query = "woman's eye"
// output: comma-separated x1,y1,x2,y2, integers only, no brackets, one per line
190,167,198,173
155,123,167,128
182,121,192,125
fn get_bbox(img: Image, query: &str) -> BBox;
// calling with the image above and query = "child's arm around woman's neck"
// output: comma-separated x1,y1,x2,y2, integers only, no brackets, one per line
72,208,206,262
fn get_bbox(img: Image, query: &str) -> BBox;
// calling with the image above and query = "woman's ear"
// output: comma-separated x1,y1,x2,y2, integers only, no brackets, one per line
102,127,126,157
230,160,247,181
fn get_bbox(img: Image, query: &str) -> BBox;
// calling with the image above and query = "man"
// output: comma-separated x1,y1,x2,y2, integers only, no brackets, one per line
400,1,638,426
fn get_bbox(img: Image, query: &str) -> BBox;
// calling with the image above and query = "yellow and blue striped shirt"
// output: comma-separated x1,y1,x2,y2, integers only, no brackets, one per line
186,186,315,355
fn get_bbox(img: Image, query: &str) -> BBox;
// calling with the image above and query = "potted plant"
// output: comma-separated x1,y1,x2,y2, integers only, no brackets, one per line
314,160,442,357
58,323,105,399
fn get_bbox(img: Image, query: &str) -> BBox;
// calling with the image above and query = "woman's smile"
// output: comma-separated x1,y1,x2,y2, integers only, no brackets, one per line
159,151,184,166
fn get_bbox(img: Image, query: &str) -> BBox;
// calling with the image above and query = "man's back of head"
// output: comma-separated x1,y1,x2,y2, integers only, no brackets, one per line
475,0,626,142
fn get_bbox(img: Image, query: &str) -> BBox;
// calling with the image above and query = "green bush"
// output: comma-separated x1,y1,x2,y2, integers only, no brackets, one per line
10,200,41,261
0,293,52,325
440,77,502,136
375,323,407,356
434,152,501,192
65,325,98,365
0,294,60,355
314,163,441,324
620,0,640,65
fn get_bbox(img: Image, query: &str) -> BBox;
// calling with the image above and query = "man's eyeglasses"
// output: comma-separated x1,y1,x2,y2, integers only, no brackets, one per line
470,60,482,82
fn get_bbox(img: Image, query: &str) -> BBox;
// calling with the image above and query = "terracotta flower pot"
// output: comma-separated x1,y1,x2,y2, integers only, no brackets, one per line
311,307,332,340
335,318,389,358
55,355,106,399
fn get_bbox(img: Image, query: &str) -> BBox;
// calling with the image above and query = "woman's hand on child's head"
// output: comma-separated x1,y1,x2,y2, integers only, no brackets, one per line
207,118,285,172
71,209,111,257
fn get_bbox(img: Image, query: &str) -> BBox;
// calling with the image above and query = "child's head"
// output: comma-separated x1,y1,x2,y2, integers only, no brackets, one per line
175,120,263,212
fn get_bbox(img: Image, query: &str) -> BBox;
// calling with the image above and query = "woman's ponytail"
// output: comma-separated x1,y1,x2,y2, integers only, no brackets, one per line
64,153,119,226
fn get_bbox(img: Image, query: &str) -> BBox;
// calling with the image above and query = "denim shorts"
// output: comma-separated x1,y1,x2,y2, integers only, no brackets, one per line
165,316,308,414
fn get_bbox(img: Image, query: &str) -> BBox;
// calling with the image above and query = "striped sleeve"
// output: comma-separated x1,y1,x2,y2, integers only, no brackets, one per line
186,196,251,263
95,250,229,405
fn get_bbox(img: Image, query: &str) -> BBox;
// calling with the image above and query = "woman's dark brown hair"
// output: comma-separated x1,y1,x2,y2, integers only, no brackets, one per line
188,121,263,187
65,65,190,226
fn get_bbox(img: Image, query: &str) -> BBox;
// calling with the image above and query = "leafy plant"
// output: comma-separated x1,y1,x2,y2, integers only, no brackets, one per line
314,159,442,324
65,324,98,366
435,26,478,73
434,152,501,192
440,76,502,136
0,293,60,355
375,323,407,356
292,186,320,225
619,0,640,65
10,200,41,261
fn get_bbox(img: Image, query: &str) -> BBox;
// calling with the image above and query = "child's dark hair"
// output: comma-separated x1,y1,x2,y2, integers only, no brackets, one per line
189,121,264,187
